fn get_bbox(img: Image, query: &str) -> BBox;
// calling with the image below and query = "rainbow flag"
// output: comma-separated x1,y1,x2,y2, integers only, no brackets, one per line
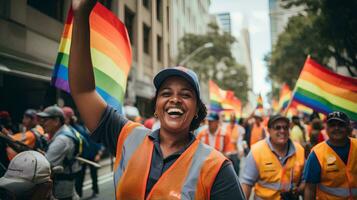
291,101,313,115
222,91,242,120
209,80,227,112
52,3,132,113
291,57,357,121
278,83,292,112
272,99,280,113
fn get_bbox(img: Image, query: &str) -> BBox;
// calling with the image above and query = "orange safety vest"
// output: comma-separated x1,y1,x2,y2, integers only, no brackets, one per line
250,123,264,146
196,126,234,153
251,140,305,200
226,124,240,151
313,138,357,200
114,122,227,200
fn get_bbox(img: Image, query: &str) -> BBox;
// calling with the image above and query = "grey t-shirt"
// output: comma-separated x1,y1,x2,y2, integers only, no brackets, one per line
91,106,246,200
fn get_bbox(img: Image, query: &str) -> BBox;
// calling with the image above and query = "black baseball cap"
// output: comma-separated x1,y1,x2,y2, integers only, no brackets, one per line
268,114,290,128
327,111,350,125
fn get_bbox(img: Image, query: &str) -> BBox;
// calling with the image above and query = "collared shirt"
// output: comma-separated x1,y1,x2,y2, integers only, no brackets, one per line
241,137,296,186
145,129,196,197
91,106,246,200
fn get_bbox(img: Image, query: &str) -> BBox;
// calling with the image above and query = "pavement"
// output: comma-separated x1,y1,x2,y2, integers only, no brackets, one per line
81,157,115,200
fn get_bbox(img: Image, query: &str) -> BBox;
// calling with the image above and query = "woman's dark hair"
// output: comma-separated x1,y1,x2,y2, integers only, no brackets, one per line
151,92,207,132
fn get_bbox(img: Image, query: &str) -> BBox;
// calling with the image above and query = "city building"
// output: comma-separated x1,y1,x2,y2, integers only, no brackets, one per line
216,12,231,34
170,0,211,60
269,0,303,48
0,0,170,121
232,28,255,114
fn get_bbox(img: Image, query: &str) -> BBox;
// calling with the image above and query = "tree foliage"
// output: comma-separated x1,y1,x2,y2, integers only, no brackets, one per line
176,23,249,103
267,0,357,89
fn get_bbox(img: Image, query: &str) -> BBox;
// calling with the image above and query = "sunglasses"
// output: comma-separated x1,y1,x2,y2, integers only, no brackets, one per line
272,125,289,131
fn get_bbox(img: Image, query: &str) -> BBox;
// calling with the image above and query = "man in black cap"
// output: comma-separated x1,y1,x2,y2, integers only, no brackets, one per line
304,111,357,200
241,114,305,199
37,105,81,200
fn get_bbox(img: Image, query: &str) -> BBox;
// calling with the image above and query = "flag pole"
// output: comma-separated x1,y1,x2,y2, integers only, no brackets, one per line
283,55,310,116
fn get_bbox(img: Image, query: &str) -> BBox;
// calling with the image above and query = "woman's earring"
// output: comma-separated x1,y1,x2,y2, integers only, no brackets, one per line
154,112,158,118
195,114,198,119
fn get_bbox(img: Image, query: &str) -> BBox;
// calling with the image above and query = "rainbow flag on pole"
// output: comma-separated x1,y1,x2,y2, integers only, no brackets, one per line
291,57,357,121
209,80,227,112
222,91,242,120
52,3,132,113
278,83,292,112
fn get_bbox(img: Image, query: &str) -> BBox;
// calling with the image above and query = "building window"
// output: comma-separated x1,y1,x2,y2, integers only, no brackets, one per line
98,0,112,10
27,0,64,22
157,35,162,61
143,24,151,54
156,0,162,22
124,6,135,45
143,0,150,9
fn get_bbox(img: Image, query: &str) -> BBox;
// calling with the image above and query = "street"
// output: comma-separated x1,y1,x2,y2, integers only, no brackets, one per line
81,158,115,200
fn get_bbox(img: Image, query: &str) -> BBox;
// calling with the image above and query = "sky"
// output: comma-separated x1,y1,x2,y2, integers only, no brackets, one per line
209,0,272,103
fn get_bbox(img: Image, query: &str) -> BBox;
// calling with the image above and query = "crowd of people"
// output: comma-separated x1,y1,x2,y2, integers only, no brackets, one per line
0,0,355,199
0,106,104,199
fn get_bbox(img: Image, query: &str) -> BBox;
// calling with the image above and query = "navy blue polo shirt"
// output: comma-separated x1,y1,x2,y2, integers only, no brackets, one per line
91,106,245,199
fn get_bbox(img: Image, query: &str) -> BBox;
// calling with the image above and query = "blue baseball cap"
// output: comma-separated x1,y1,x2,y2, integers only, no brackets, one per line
207,112,220,121
153,66,201,99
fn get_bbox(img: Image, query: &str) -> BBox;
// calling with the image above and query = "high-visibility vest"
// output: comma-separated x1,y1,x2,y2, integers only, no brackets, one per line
313,138,357,200
251,140,305,200
250,123,264,146
226,124,240,151
196,126,233,153
114,122,227,200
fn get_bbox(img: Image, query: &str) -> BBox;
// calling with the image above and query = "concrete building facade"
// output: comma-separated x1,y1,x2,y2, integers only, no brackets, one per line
269,0,303,48
170,0,211,60
0,0,170,121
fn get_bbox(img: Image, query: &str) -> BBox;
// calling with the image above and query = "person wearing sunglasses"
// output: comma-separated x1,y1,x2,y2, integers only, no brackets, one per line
241,114,305,200
304,111,357,200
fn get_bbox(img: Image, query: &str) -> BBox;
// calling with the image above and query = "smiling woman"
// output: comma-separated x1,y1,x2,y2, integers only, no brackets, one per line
68,0,245,199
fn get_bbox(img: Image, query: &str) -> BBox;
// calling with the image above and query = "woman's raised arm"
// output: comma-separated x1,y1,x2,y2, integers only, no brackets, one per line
69,0,106,132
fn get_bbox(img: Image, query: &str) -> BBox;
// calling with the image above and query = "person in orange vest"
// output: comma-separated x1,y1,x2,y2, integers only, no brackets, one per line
304,111,357,200
68,1,245,198
196,112,234,155
225,112,244,175
6,109,47,159
247,114,266,148
241,114,305,199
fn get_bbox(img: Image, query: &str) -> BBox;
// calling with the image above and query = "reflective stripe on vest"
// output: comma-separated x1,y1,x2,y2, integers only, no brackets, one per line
319,184,357,197
180,142,213,199
114,124,149,189
252,140,305,199
114,124,227,199
198,127,226,152
257,180,281,190
313,138,357,199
